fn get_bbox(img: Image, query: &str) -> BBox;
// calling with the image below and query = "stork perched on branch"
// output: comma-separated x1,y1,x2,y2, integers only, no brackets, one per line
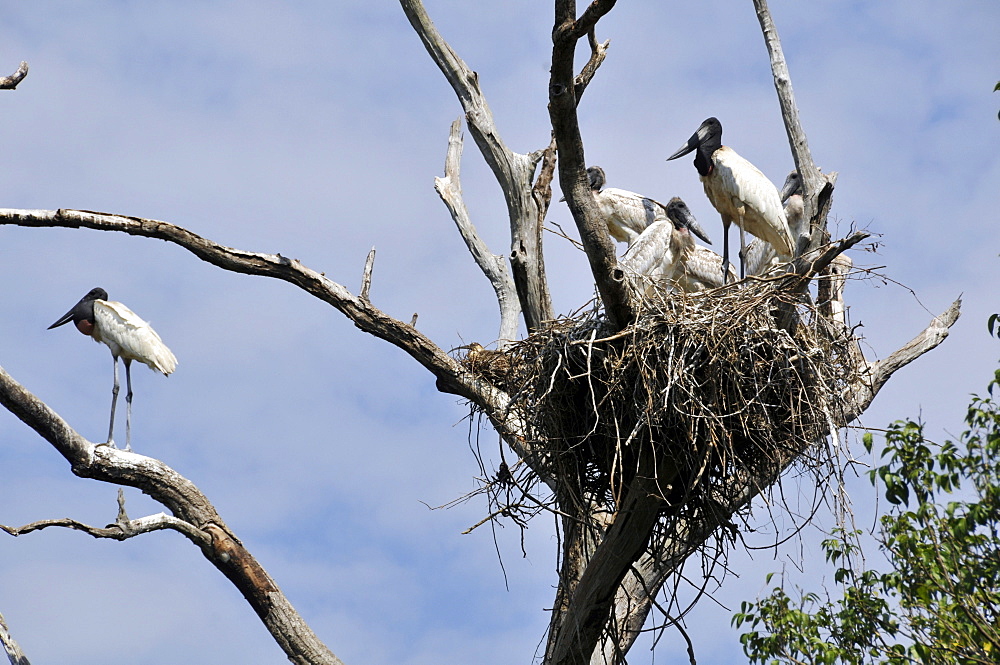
572,165,711,247
667,117,794,283
620,197,729,295
48,287,177,451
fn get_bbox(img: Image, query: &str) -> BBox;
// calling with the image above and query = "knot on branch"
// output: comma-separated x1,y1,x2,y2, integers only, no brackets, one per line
205,524,278,598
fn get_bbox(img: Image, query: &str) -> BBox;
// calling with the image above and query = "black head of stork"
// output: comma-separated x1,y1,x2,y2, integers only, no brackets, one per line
666,117,722,177
586,165,607,191
665,197,712,245
779,170,802,202
48,287,108,336
559,165,607,202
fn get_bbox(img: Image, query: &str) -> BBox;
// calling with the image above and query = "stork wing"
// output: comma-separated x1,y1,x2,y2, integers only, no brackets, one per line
675,246,735,292
711,147,794,257
598,188,667,244
741,238,779,277
620,219,676,281
94,300,178,374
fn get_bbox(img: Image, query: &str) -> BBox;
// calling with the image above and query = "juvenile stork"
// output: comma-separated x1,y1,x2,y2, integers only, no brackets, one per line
620,197,724,295
666,117,794,282
49,287,177,451
743,170,808,276
576,166,711,247
675,245,738,292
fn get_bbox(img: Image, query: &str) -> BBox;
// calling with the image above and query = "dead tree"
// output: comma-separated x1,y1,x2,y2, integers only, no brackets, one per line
0,3,959,665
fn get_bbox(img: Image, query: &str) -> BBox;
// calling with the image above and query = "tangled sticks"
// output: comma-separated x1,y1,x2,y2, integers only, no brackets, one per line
463,268,860,522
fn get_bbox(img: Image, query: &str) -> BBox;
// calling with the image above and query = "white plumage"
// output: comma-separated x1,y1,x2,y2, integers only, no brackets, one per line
49,287,177,450
673,246,737,292
92,300,178,375
620,218,680,288
573,166,712,247
667,117,794,282
743,171,807,276
620,197,726,295
596,187,666,244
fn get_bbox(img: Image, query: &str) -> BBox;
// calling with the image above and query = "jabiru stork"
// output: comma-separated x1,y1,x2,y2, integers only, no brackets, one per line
48,287,177,451
571,166,711,247
620,197,725,295
743,170,808,276
666,117,794,282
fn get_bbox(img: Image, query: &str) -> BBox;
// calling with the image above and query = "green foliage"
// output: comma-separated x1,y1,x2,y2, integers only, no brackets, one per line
734,322,1000,664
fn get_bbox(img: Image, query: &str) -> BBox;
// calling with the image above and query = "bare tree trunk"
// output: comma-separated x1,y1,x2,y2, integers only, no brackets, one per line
548,0,634,331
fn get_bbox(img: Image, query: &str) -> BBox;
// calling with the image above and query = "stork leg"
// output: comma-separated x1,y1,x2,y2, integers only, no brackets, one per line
107,355,120,448
721,221,732,285
124,359,134,452
737,214,747,279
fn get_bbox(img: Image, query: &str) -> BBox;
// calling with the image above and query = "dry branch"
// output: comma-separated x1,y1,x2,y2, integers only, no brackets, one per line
0,363,343,665
0,62,28,90
550,0,634,331
0,207,542,465
359,246,376,303
400,0,554,332
753,0,826,230
2,492,210,546
434,118,521,346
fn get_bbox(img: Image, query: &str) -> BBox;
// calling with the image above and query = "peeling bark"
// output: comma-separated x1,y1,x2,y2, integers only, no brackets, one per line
0,611,30,665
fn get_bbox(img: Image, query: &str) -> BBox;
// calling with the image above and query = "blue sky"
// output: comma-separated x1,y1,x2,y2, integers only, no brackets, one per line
0,2,997,663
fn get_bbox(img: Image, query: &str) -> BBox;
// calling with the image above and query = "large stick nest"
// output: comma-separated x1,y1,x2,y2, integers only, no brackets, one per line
464,278,861,516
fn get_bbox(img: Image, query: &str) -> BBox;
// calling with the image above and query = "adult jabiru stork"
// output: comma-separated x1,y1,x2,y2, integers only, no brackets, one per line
574,166,711,247
666,117,794,282
619,197,724,295
48,287,177,451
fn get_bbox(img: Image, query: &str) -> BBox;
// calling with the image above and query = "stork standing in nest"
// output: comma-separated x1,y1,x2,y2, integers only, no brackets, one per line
667,117,794,283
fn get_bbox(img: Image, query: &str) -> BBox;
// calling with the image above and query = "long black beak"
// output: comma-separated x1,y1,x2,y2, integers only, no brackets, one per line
688,217,712,245
48,309,75,330
48,288,106,330
666,131,699,161
666,197,712,245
